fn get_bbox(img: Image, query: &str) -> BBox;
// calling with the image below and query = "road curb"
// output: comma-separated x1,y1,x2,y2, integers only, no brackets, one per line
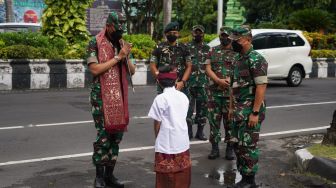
295,148,336,182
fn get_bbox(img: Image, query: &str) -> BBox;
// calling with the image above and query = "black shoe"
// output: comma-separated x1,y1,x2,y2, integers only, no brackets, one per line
208,143,220,160
105,166,124,188
95,165,106,188
225,143,235,160
195,125,207,141
234,175,257,188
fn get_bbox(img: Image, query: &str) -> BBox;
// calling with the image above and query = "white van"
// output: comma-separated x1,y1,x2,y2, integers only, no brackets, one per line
208,29,313,87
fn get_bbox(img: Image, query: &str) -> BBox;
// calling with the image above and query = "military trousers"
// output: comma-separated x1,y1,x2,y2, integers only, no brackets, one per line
207,95,232,144
90,84,123,167
186,86,208,127
230,101,266,175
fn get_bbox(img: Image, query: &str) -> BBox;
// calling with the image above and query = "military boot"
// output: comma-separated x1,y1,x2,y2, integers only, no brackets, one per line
225,142,235,160
104,163,124,188
233,174,257,188
195,124,207,140
94,165,106,188
208,143,220,159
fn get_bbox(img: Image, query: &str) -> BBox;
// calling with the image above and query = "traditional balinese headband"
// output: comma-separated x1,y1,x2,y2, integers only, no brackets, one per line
157,72,177,80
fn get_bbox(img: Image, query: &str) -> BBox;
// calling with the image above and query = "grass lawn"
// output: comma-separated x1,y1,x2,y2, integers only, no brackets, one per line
308,144,336,160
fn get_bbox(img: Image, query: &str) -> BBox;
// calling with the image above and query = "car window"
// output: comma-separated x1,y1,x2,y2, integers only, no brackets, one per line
287,33,305,46
267,34,289,49
252,34,268,50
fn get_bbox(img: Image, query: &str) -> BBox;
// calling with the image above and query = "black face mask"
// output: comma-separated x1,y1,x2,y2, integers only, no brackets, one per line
110,30,123,42
194,35,203,43
166,34,177,43
220,38,231,46
231,40,243,53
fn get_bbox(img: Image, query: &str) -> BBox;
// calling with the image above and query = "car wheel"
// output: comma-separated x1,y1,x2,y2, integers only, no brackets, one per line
286,66,303,87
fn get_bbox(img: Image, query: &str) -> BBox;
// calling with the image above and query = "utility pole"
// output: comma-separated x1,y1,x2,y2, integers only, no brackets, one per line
163,0,172,28
217,0,223,34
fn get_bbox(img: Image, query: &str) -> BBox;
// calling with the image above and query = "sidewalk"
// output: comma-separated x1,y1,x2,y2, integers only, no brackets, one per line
1,137,335,188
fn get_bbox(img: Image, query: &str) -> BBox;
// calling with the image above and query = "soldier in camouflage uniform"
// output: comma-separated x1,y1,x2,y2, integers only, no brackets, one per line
87,11,135,188
150,22,192,95
205,26,236,160
185,25,210,140
229,26,268,188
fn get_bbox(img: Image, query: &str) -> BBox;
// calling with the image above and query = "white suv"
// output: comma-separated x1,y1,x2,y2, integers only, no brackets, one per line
208,29,313,87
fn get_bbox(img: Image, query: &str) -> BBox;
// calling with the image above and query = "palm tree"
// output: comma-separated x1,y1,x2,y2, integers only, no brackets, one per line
163,0,172,28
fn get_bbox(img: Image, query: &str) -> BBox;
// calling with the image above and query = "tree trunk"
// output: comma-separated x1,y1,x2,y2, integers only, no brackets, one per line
163,0,172,28
322,110,336,146
5,0,14,22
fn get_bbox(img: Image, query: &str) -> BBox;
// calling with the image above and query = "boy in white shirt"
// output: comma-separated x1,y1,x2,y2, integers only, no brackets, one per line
148,65,191,188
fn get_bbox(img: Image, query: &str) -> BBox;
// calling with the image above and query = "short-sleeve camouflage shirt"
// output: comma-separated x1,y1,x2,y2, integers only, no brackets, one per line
231,47,268,100
150,41,191,81
206,45,237,97
186,41,210,87
86,37,98,65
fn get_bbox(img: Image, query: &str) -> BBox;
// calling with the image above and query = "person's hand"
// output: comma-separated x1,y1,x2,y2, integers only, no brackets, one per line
118,41,132,59
216,77,230,88
248,113,259,128
175,81,184,90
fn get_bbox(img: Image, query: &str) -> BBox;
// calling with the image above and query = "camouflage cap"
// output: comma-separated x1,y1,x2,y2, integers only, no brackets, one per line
192,25,205,33
164,21,180,33
219,26,232,36
229,25,252,40
106,11,126,32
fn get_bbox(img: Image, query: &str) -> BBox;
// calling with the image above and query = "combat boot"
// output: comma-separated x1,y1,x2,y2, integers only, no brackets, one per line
233,174,257,188
225,142,235,160
195,124,207,141
94,165,106,188
105,163,124,188
208,143,220,159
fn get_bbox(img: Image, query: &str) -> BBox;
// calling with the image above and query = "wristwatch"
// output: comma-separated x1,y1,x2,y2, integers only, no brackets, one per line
252,111,259,116
114,55,121,62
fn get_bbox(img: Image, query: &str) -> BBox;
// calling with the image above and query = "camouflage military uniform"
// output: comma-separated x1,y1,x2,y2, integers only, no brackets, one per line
87,37,124,167
150,41,191,95
206,46,236,144
186,40,210,138
230,46,268,176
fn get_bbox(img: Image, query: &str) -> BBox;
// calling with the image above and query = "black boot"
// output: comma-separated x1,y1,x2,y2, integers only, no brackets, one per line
94,165,106,188
225,142,235,160
208,143,220,160
234,174,257,188
187,122,193,140
105,165,124,188
195,124,207,141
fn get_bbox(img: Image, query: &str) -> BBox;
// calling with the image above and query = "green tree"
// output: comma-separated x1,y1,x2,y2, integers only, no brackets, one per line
173,0,218,33
42,0,94,44
240,0,336,28
288,9,334,32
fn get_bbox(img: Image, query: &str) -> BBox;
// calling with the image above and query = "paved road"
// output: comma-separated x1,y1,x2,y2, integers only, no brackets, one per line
0,78,335,187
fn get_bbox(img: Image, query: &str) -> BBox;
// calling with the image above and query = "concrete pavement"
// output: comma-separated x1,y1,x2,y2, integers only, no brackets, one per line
0,137,308,188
